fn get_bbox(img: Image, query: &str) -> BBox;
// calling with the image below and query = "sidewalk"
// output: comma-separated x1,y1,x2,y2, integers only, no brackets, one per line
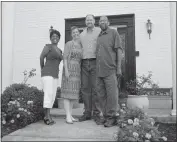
2,108,176,141
2,108,118,141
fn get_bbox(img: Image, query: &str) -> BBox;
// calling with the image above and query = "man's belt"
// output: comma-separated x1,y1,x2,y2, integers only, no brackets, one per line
82,58,96,61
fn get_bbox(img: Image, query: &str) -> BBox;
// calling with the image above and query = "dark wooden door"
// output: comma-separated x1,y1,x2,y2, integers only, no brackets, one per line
117,27,128,92
65,14,136,92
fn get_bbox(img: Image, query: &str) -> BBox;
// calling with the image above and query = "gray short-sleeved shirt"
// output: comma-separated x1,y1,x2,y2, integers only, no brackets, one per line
80,27,101,59
96,27,122,77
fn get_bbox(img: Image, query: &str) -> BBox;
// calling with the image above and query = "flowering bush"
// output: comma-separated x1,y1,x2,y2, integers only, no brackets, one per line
1,83,44,137
114,104,167,141
1,69,44,137
126,71,159,95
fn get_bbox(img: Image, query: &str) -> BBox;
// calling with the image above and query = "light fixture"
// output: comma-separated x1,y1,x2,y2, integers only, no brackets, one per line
146,19,152,39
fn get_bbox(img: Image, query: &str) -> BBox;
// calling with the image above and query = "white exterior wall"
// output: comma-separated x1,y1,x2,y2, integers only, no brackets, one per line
2,2,172,90
2,2,15,92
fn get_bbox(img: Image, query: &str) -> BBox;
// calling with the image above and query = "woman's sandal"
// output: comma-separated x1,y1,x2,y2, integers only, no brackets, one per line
44,118,56,125
66,120,73,124
64,116,78,122
72,118,79,122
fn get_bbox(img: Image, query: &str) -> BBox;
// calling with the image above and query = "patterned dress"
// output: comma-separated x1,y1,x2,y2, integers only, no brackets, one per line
61,40,82,100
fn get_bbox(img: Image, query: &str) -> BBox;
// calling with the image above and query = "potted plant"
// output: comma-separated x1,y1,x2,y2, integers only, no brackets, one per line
145,88,172,109
125,71,159,110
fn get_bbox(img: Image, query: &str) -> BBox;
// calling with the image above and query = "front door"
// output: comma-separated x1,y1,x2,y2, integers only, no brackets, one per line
65,14,136,93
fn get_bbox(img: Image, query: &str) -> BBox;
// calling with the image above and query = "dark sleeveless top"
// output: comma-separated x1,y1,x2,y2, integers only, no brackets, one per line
40,44,63,78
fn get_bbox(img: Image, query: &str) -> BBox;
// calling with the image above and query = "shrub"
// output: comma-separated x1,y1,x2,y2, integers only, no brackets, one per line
1,69,44,137
1,83,44,137
114,104,168,142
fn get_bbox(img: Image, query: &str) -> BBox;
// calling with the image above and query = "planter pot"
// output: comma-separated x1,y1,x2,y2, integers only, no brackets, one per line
127,95,149,110
57,98,84,109
148,96,172,109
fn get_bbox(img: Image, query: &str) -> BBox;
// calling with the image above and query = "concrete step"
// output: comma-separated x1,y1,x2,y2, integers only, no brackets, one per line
51,108,176,123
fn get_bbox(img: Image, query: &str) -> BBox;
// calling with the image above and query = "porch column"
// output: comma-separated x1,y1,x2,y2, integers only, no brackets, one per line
170,2,176,116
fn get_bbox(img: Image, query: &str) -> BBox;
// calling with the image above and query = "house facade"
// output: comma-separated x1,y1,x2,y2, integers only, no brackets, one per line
1,2,176,115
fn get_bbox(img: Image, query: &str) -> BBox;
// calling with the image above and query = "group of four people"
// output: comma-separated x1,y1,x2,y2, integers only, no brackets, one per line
40,14,122,128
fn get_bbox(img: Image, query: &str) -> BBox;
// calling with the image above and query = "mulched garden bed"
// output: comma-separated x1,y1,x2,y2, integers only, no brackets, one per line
155,122,176,142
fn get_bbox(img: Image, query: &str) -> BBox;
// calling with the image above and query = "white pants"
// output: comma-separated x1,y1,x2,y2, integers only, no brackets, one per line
42,76,58,108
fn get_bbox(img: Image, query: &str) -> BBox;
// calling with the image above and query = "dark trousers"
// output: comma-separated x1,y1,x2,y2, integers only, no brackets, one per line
96,73,119,119
81,59,101,117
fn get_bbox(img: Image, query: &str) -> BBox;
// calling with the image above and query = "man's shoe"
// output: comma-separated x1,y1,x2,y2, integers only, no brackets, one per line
104,118,117,127
79,115,91,122
95,117,106,125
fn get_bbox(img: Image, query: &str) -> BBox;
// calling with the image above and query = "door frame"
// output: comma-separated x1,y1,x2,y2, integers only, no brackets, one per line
65,14,136,85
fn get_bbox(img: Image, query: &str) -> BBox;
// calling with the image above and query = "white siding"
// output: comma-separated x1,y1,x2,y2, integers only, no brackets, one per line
10,2,172,89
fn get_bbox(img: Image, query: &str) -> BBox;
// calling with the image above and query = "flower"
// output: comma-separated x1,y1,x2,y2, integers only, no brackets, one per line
21,108,24,111
115,113,119,117
27,101,33,105
134,118,139,123
145,133,152,139
149,118,155,126
121,123,127,127
120,109,124,112
128,119,133,124
2,120,6,125
18,108,22,111
121,103,126,107
27,112,31,115
17,103,20,107
133,132,139,138
161,136,167,141
24,109,27,112
16,114,20,118
133,122,139,126
11,119,15,123
17,98,20,100
11,101,16,104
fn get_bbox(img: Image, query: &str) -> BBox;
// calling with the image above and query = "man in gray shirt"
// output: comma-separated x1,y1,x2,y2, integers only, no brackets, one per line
79,14,103,124
96,16,122,127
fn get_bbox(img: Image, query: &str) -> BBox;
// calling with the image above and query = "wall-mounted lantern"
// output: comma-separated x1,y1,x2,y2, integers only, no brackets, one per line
146,19,152,39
